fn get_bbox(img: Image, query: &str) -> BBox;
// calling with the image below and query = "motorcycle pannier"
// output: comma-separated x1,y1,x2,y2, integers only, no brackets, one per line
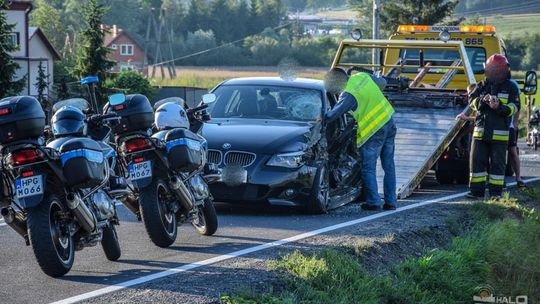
109,94,153,134
0,96,45,144
164,128,205,172
59,138,106,188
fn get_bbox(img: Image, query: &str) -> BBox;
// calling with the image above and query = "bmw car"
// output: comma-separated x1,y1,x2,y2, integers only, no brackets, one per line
202,77,362,213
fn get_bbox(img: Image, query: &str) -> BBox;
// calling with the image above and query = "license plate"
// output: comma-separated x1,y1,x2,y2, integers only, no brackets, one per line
16,175,44,199
129,161,152,181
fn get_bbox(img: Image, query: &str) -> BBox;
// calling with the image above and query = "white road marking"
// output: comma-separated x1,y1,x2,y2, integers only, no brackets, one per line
50,177,540,304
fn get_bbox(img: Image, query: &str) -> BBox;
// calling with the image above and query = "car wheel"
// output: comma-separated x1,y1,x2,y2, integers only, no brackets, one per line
306,164,329,214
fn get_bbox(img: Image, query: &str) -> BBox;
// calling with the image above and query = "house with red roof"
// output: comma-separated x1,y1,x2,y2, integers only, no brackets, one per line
103,25,147,74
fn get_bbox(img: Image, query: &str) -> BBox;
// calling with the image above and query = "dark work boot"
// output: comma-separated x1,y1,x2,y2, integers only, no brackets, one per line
361,204,381,211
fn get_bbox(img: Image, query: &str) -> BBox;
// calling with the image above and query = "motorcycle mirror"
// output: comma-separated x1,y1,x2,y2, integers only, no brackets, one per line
202,93,217,105
108,93,126,106
524,70,537,96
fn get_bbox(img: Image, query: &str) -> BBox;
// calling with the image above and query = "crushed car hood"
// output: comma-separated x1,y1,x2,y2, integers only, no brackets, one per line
202,119,320,153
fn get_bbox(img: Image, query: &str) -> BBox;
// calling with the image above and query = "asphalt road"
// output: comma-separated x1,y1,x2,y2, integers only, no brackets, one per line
0,148,538,304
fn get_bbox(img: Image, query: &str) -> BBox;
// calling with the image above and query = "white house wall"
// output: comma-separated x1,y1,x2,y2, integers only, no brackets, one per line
29,36,54,96
6,10,26,57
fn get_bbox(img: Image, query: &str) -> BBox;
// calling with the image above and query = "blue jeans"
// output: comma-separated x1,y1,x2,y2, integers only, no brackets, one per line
360,119,397,206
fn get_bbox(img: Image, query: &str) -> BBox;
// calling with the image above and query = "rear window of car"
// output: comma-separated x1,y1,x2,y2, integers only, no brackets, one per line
399,47,486,74
208,84,323,122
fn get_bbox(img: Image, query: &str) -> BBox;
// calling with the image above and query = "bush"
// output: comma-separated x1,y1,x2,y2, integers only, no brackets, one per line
105,71,155,98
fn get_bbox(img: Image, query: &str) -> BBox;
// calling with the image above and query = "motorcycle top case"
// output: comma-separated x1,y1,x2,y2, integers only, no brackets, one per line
59,138,106,188
0,96,45,144
108,94,153,134
164,128,205,172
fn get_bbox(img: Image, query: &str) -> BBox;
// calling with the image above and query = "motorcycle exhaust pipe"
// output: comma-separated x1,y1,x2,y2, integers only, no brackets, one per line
66,193,96,233
123,194,140,218
169,177,195,210
1,208,28,239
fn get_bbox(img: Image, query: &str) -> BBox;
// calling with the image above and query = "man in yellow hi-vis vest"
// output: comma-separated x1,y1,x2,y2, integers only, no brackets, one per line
324,68,397,211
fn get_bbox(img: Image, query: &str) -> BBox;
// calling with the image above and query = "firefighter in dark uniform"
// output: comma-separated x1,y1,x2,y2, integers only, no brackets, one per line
466,54,519,199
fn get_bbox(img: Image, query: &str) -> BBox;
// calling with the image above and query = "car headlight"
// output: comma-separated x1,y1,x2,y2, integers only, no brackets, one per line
267,151,305,168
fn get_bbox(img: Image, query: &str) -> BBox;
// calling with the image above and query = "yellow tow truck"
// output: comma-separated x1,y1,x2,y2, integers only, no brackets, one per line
329,26,537,198
386,25,505,90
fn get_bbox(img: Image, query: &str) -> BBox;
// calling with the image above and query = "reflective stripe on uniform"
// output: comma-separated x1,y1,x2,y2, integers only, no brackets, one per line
471,97,480,111
492,129,510,141
470,176,487,183
489,174,505,185
470,172,487,177
470,171,487,183
473,127,484,138
506,103,517,116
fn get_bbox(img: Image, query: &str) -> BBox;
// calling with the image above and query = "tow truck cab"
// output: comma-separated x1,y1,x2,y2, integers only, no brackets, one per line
386,25,504,90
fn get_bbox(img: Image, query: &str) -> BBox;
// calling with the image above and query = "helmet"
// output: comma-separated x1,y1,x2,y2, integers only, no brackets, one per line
51,106,87,136
154,102,190,130
484,54,510,84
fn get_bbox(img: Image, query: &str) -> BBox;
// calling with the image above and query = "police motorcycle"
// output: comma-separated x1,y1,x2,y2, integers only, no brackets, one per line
529,113,539,151
105,94,219,247
0,78,123,277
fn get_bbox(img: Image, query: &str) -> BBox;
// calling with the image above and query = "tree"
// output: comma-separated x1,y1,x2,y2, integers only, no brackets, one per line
379,0,459,31
70,0,115,81
348,0,459,33
185,0,208,32
31,0,64,50
105,71,156,98
34,61,50,109
0,0,26,98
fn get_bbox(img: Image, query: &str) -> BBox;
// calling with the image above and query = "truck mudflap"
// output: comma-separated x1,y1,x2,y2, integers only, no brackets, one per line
376,106,467,199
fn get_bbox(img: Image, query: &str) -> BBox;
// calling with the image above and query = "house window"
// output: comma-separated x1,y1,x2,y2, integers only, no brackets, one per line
111,44,117,49
120,64,134,71
120,44,134,56
9,32,20,47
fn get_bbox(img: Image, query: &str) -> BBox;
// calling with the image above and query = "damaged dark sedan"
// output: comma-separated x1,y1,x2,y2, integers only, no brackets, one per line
202,77,362,213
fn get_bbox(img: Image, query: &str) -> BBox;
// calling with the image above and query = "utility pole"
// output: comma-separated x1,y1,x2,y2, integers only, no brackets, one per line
372,0,381,69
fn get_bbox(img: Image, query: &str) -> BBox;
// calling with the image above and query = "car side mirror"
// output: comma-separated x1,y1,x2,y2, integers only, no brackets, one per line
202,93,217,104
523,70,537,96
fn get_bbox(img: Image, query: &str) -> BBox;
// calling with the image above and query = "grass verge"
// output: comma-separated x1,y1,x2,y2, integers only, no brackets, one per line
222,191,540,304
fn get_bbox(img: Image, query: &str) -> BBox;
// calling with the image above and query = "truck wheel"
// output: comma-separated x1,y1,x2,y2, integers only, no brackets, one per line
101,224,121,261
139,179,177,247
435,169,453,185
192,198,218,236
306,164,329,214
27,194,74,277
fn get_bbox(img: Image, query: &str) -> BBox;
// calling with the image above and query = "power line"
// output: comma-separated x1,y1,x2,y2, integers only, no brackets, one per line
151,22,293,68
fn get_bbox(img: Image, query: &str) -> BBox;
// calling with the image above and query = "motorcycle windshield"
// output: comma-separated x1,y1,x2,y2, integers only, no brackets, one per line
153,97,185,110
52,98,90,114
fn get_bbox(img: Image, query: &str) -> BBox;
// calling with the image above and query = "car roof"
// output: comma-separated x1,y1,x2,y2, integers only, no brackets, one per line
219,77,325,91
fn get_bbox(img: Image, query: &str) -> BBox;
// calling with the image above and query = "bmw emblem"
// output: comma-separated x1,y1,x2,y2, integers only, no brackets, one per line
222,143,232,150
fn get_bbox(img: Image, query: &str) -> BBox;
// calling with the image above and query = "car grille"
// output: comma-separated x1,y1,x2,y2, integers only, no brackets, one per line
207,149,223,165
224,151,256,167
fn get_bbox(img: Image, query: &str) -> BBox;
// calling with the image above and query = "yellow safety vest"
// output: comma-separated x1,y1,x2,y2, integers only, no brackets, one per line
345,73,395,147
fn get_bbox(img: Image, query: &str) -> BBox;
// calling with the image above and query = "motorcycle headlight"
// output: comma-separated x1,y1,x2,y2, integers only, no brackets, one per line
267,151,305,168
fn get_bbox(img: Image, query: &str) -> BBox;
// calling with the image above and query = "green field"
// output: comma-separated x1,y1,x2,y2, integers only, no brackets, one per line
485,14,540,38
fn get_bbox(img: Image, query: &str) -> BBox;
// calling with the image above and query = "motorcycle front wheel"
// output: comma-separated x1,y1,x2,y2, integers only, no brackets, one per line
139,178,178,247
101,223,121,261
191,198,218,236
27,193,74,277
